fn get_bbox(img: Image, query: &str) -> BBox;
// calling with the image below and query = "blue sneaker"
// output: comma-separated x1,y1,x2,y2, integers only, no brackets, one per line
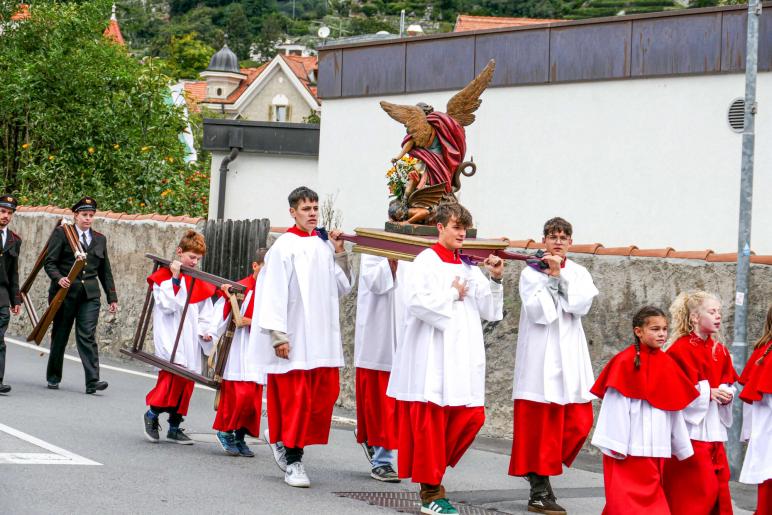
216,431,239,456
236,439,255,458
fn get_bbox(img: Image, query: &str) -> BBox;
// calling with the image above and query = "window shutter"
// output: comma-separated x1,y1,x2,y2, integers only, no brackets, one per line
269,105,275,122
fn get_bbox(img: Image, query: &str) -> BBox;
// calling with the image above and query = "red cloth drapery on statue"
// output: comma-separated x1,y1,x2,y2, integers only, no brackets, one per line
403,112,466,193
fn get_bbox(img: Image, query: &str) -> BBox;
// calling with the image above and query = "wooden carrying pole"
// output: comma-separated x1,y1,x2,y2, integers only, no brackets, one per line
120,254,246,389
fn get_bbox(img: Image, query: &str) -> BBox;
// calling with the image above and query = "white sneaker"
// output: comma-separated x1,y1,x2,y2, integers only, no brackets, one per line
264,428,287,472
284,462,311,488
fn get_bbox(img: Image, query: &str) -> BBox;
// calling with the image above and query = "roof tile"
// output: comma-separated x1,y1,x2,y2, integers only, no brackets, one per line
507,239,534,249
670,250,714,260
596,245,638,256
568,243,603,254
631,247,675,258
454,14,562,32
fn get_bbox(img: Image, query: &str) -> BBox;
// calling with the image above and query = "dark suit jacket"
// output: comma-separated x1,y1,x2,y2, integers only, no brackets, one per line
0,230,21,308
44,227,118,304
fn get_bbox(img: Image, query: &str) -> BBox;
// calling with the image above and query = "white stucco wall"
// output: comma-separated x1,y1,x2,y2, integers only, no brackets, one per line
208,152,318,223
317,72,772,253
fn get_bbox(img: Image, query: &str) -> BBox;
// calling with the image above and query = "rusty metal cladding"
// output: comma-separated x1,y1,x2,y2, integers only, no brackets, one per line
317,49,342,98
201,218,270,281
334,491,503,514
721,10,772,72
475,30,550,86
341,44,406,97
406,36,475,93
631,13,722,76
550,22,632,82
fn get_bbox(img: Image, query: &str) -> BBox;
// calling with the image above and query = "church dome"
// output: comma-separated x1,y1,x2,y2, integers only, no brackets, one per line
207,42,239,73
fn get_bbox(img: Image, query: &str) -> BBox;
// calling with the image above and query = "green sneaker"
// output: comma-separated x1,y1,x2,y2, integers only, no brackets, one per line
421,498,459,514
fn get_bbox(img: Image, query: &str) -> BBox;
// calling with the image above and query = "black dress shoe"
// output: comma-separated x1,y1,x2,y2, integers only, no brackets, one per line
47,382,59,390
86,381,108,394
0,383,11,394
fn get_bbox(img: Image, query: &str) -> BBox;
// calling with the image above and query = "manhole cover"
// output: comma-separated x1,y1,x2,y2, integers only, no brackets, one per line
334,491,502,514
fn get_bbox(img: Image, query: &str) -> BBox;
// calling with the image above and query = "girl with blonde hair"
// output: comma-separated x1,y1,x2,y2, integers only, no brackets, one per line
662,291,739,515
738,305,772,514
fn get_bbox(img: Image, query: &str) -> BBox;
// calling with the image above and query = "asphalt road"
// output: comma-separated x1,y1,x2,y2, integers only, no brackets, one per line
0,337,757,515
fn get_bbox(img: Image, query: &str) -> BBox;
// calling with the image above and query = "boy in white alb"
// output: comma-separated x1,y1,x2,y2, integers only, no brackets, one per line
354,254,402,482
510,217,598,515
251,186,352,488
387,203,504,515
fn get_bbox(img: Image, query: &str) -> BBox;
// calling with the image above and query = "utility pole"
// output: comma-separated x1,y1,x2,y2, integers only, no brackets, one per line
728,0,761,479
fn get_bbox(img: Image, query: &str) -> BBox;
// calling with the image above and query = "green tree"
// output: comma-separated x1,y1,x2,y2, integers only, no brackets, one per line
0,0,208,216
167,33,216,79
223,3,253,59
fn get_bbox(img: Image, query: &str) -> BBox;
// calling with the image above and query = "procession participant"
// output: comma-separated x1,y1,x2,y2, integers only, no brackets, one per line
591,306,698,514
254,186,352,488
142,230,216,445
0,195,21,394
509,217,598,515
210,248,266,458
662,292,739,515
387,202,504,515
738,304,772,515
354,254,401,482
44,196,118,394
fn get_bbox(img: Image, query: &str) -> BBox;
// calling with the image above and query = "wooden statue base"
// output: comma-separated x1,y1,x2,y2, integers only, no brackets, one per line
384,221,477,238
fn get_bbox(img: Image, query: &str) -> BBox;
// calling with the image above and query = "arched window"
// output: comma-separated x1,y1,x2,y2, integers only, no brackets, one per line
271,94,290,122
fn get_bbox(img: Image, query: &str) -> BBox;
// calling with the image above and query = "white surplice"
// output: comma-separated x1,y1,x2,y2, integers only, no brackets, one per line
151,278,214,373
251,232,352,374
739,394,772,484
211,290,266,384
386,248,503,407
591,388,694,460
682,380,736,442
512,259,598,404
354,254,399,372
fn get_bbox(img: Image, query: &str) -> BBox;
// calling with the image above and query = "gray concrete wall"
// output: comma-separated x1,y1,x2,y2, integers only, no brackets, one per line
8,211,200,355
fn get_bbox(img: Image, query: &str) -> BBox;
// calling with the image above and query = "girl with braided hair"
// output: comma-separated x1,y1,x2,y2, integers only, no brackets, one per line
591,306,697,514
738,305,772,514
662,292,739,515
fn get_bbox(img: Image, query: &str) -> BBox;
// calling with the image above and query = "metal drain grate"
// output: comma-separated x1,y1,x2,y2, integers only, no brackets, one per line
334,491,502,514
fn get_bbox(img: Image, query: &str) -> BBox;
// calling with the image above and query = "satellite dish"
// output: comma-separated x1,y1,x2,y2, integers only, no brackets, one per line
317,26,330,39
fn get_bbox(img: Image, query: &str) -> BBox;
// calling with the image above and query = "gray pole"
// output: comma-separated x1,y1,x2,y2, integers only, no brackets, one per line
728,0,761,479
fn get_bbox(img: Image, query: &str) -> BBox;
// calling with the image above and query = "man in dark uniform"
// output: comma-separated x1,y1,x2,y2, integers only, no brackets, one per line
0,195,22,394
44,197,118,394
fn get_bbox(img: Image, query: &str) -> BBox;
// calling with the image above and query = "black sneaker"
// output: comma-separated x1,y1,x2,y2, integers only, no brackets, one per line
527,493,567,515
167,427,194,445
143,412,160,442
0,383,11,394
47,382,59,390
236,440,255,458
354,429,375,464
370,464,400,483
86,381,108,394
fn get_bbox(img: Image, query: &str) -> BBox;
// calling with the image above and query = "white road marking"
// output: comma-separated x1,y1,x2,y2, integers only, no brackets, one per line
0,423,101,465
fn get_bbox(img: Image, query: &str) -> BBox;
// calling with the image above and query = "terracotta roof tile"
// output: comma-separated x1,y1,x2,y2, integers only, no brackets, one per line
670,250,714,260
596,245,638,256
751,255,772,265
527,241,547,250
103,18,125,46
631,247,675,258
10,3,30,21
454,14,562,32
183,81,208,105
134,214,155,220
508,239,534,249
568,243,603,254
151,214,169,222
707,253,739,263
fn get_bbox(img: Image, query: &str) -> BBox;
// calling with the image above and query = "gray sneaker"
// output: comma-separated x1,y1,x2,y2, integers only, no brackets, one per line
166,427,194,445
143,412,160,443
284,462,310,488
371,464,400,483
264,428,287,471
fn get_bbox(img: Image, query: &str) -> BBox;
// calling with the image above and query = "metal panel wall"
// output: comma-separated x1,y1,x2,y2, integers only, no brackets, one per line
549,22,632,82
405,36,475,92
200,218,270,281
721,9,772,73
631,13,722,76
341,44,406,97
317,49,342,98
475,30,550,85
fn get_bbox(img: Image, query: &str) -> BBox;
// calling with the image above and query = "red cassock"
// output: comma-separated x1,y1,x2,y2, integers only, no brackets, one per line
758,479,772,515
739,341,772,404
508,400,593,477
592,345,699,515
397,401,484,485
267,367,340,449
213,381,263,436
663,334,739,515
146,370,195,415
355,368,398,450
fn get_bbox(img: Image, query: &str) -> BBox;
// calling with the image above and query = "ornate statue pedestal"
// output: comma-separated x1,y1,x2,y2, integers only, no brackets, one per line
384,221,478,238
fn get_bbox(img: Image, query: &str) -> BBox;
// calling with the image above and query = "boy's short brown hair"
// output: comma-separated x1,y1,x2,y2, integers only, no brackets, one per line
178,230,206,255
436,203,473,228
543,217,572,237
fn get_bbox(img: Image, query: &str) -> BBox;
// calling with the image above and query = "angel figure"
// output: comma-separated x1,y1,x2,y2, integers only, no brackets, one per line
381,59,495,197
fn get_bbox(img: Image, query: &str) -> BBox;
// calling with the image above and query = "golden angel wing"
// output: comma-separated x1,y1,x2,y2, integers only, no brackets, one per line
445,59,496,127
379,101,434,148
407,183,447,209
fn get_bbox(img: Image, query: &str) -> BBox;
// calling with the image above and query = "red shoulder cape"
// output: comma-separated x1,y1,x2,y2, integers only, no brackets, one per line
739,340,772,403
591,345,698,411
217,274,256,320
147,267,216,304
665,333,739,387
